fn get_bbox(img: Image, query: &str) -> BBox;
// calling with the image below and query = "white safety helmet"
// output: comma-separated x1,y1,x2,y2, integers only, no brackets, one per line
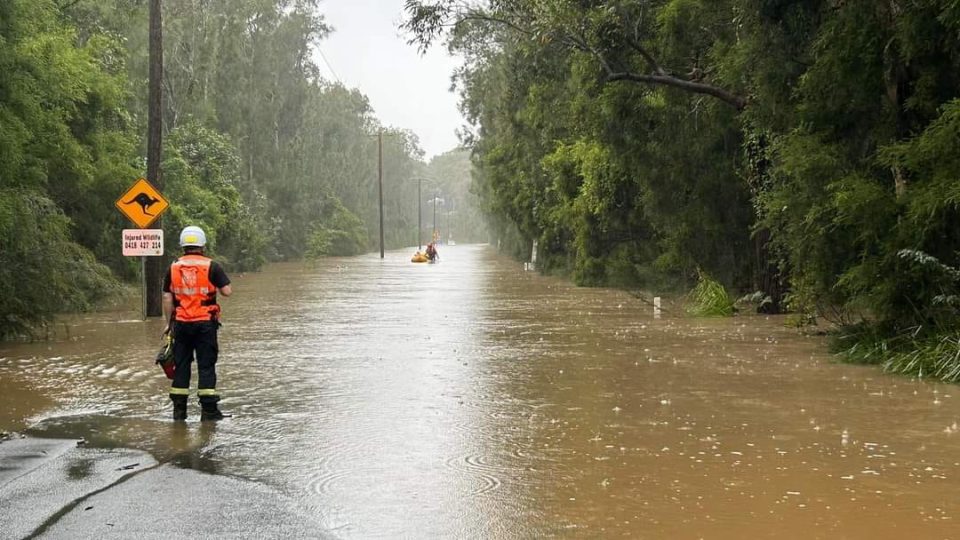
179,226,207,248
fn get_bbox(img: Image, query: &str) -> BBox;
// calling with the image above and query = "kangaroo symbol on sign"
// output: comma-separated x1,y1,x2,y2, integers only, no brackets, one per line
124,192,161,215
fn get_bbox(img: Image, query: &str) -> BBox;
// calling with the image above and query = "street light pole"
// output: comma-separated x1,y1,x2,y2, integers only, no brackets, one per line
414,177,439,249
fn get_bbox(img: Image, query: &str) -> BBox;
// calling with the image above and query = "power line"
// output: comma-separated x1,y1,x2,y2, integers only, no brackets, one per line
317,47,342,84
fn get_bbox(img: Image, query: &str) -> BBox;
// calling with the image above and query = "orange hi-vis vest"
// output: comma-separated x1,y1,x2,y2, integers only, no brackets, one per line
170,254,220,322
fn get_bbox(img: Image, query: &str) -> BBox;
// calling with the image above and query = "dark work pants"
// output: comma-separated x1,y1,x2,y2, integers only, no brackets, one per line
170,321,219,405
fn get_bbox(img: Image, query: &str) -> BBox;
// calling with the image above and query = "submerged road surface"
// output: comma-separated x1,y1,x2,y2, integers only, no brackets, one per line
2,244,960,538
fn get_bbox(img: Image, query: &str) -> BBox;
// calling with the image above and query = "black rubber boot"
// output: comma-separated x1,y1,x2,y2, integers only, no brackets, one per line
172,396,188,421
200,403,225,421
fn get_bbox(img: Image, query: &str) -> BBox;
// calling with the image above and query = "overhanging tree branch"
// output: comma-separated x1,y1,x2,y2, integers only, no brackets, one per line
525,12,747,112
404,0,749,111
458,13,535,38
56,0,83,10
606,72,747,111
571,32,747,111
623,37,668,76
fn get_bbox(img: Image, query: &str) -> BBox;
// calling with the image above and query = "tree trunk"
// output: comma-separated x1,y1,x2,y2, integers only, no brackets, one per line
753,227,783,314
743,130,785,313
885,0,909,199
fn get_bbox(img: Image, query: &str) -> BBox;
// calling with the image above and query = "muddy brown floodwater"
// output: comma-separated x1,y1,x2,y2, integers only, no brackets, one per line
2,244,959,538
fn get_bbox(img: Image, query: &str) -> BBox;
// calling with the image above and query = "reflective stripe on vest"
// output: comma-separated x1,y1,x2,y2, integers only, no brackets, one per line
170,254,220,322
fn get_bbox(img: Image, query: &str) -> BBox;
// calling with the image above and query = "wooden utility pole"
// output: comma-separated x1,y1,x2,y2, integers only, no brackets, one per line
432,196,441,242
417,178,422,250
145,0,164,317
378,130,384,259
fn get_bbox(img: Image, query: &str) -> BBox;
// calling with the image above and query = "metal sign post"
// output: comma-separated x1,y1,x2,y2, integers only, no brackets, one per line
141,257,147,321
123,228,164,320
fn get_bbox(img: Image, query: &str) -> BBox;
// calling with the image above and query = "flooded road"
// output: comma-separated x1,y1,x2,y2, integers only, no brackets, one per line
2,244,959,538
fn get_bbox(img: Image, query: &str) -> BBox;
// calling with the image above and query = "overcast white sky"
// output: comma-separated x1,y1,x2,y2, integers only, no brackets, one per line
315,0,465,160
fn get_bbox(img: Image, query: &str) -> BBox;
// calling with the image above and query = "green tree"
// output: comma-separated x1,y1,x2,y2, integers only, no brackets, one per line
0,0,128,337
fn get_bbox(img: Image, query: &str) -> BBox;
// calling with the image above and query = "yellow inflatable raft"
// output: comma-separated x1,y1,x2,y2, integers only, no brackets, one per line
411,252,429,263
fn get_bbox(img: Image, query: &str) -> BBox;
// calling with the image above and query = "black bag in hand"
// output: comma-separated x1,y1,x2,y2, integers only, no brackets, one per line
155,334,175,379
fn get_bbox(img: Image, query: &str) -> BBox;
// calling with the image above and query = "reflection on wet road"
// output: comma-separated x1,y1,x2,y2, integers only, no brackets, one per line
2,245,959,537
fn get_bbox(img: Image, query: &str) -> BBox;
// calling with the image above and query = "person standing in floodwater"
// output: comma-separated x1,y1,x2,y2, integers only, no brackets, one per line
162,225,232,421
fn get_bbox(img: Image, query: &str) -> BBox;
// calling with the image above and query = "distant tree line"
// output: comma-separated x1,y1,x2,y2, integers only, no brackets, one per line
0,0,480,338
405,1,960,378
423,148,489,246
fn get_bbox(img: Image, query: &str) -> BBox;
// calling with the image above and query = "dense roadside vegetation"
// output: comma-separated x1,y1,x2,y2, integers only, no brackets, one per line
0,0,483,338
404,1,960,380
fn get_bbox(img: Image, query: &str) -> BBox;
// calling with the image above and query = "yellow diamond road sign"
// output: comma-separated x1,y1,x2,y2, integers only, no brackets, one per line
115,177,169,229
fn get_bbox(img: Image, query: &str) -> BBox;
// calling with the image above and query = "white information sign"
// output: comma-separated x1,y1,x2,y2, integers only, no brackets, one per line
123,229,163,256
